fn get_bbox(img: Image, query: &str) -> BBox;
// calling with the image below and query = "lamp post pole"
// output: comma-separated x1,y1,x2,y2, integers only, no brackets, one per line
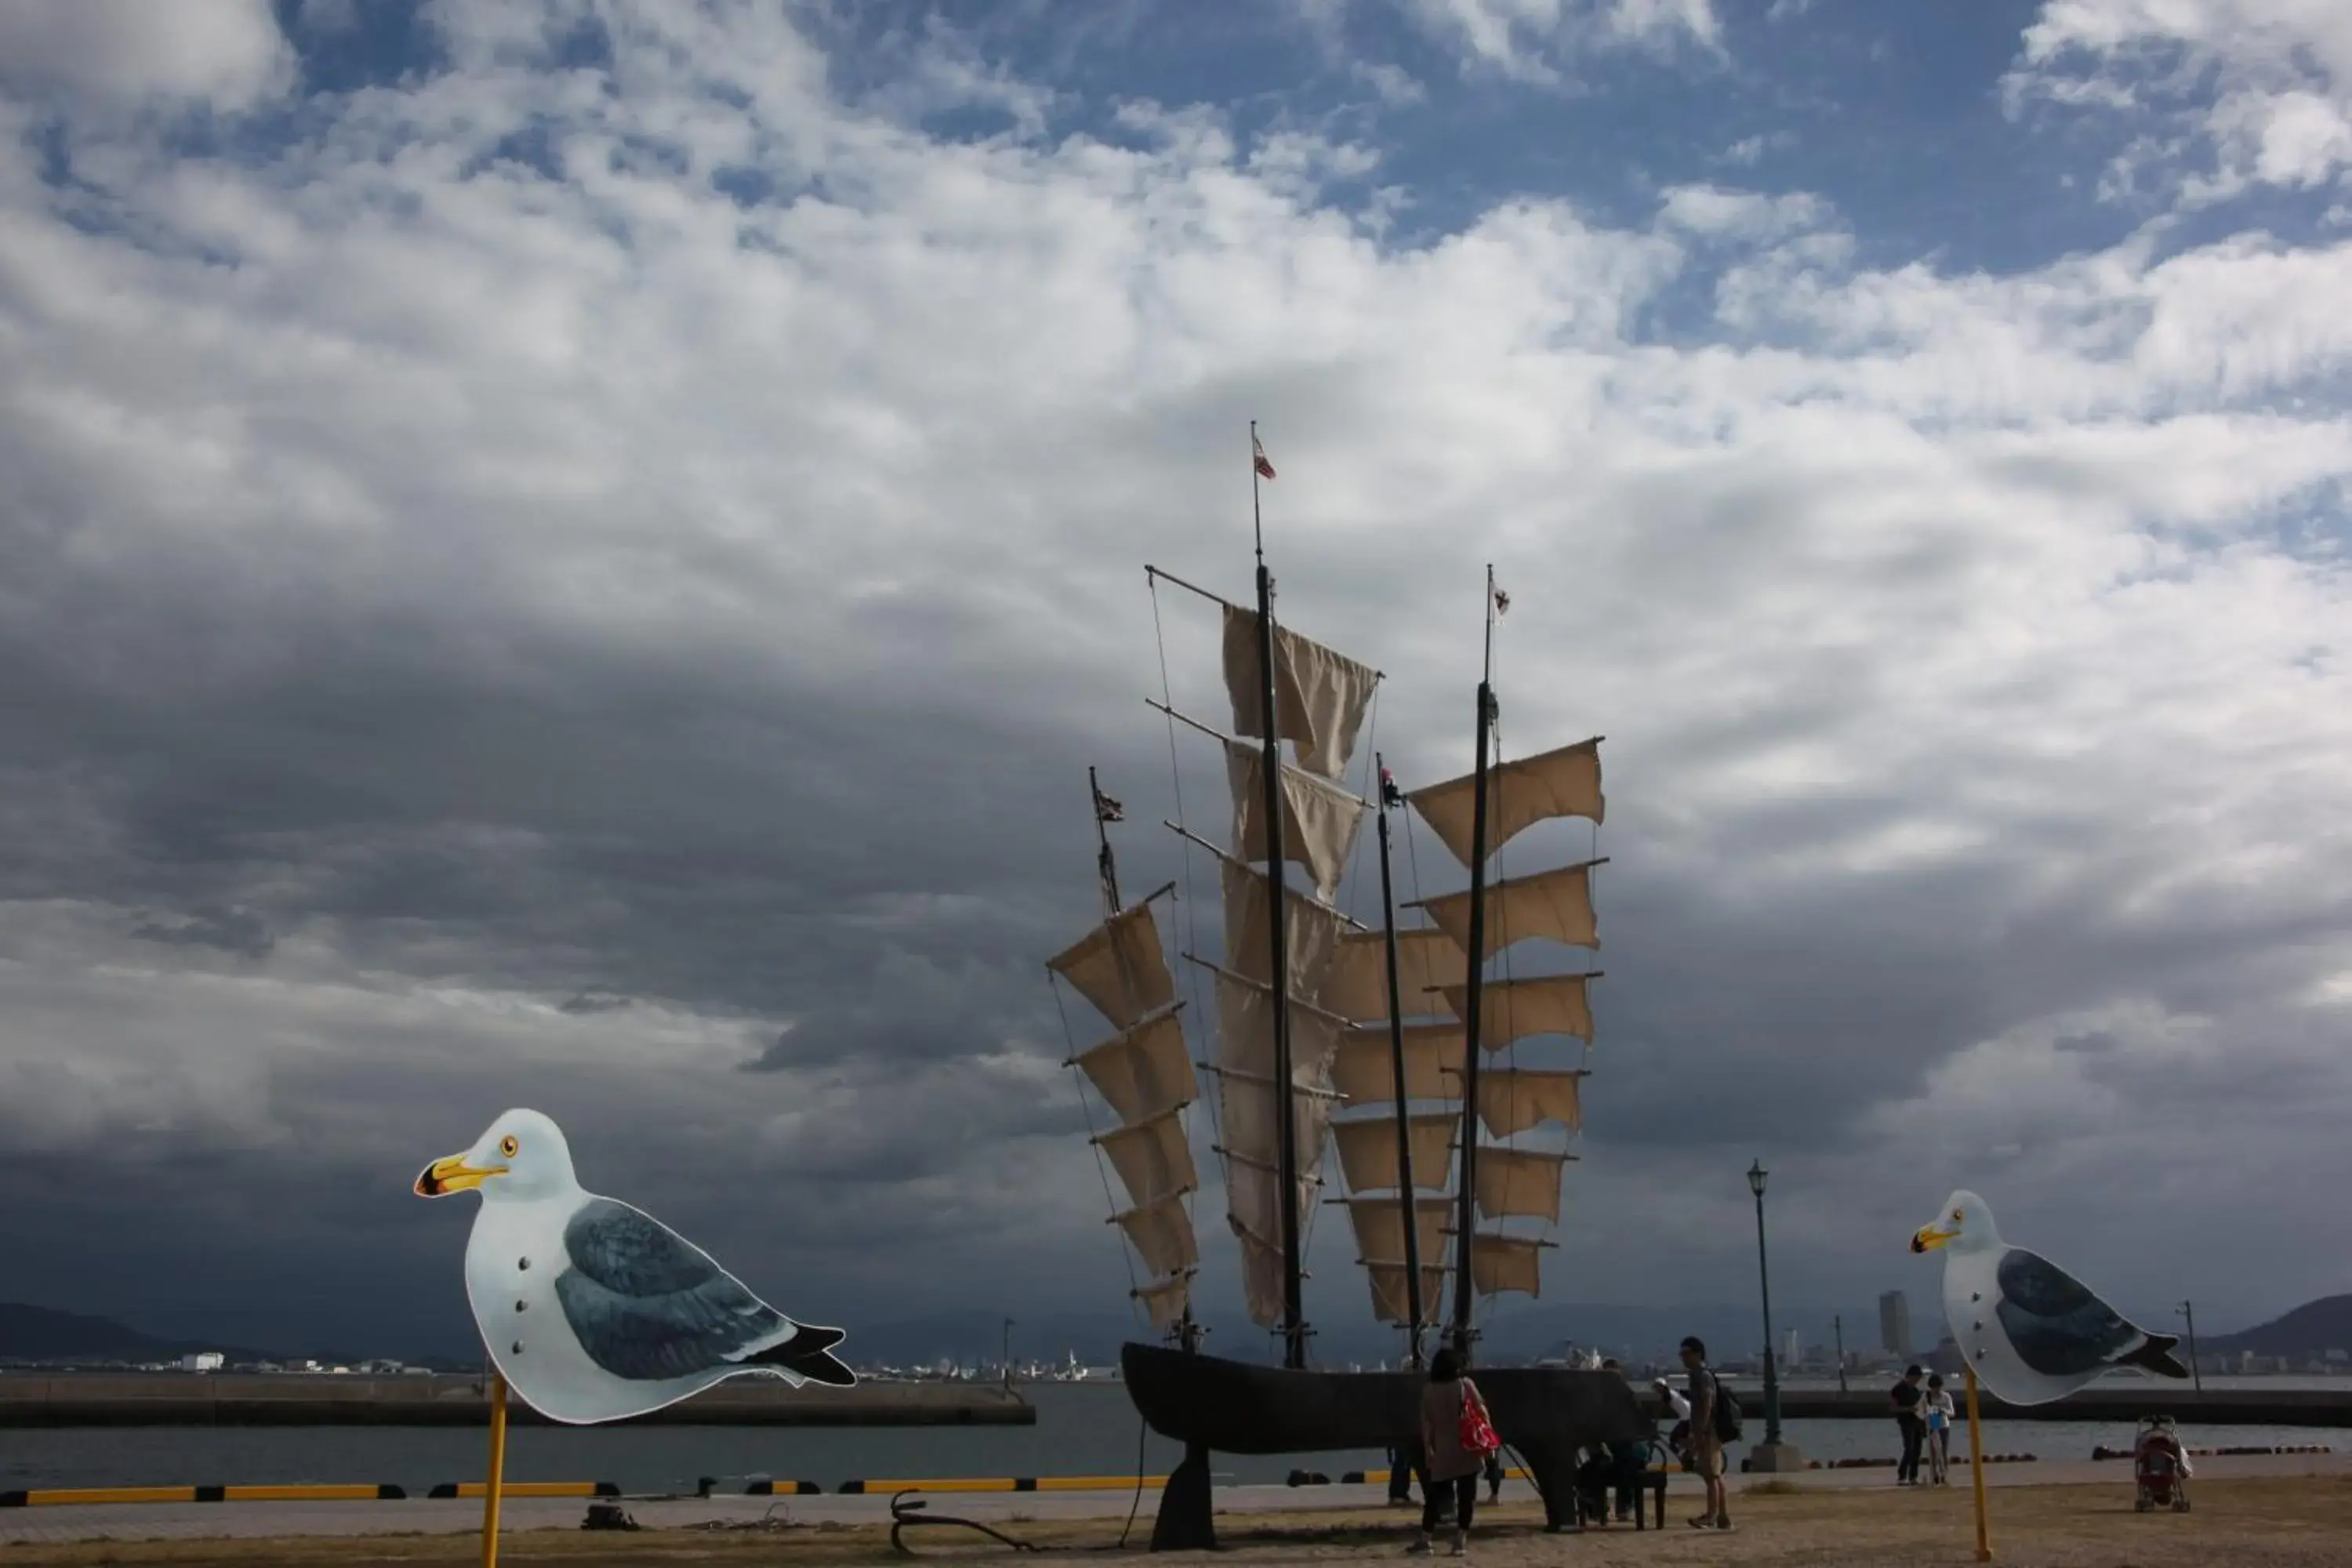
1002,1317,1014,1391
1746,1159,1799,1470
2179,1301,2203,1394
1834,1314,1848,1394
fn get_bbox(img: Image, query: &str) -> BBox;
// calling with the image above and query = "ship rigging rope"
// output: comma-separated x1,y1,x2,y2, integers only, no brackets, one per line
1047,975,1148,1331
1148,570,1215,1277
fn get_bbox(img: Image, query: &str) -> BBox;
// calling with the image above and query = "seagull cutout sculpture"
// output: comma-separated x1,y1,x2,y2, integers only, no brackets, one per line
1911,1188,2187,1404
415,1108,854,1424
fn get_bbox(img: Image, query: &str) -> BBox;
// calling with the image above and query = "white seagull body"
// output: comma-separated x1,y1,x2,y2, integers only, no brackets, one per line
416,1109,854,1425
1911,1189,2186,1406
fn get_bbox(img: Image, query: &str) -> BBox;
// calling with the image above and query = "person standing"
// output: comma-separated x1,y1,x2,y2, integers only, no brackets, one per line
1411,1348,1485,1556
1922,1374,1955,1485
1679,1337,1731,1531
1890,1365,1926,1486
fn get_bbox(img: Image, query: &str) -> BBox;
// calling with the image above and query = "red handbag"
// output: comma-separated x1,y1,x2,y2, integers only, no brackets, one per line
1458,1379,1501,1457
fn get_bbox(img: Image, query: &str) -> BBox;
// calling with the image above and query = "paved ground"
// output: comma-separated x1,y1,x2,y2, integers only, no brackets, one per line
2,1450,2344,1545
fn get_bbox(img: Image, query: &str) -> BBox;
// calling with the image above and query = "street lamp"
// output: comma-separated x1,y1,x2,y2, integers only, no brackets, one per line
1002,1316,1015,1391
1833,1314,1848,1394
1746,1160,1799,1470
2178,1301,2202,1394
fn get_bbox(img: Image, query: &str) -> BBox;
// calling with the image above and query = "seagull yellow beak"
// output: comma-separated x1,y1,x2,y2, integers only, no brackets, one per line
414,1152,505,1197
1911,1221,1958,1254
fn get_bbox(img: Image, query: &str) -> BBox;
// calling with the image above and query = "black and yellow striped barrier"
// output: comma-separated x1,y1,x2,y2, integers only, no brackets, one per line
2,1484,408,1507
1333,1467,1543,1486
426,1481,621,1500
744,1479,824,1495
837,1475,1169,1494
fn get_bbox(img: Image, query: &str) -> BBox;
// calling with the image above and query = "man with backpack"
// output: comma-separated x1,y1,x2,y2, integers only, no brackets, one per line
1678,1336,1736,1531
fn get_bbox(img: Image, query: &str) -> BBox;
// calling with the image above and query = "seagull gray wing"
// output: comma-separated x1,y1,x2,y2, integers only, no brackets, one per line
554,1199,792,1381
1994,1247,2140,1377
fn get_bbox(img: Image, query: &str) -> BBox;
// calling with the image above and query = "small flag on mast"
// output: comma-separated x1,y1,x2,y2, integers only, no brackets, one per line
1493,586,1510,619
1379,766,1404,808
1094,788,1125,823
1253,433,1276,481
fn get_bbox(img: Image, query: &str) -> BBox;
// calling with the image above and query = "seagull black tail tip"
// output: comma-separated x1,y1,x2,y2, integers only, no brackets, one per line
752,1326,857,1388
2125,1332,2190,1380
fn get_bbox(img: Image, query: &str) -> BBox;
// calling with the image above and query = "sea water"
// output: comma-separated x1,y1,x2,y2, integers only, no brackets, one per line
0,1383,2333,1495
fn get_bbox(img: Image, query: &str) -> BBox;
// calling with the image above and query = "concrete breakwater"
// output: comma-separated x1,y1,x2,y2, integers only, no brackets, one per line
1711,1383,2352,1427
0,1373,1034,1428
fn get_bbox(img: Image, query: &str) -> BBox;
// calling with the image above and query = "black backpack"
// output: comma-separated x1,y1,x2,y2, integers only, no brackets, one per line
1705,1369,1743,1443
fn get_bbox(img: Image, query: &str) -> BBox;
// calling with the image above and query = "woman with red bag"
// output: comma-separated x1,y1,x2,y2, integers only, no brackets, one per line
1413,1347,1499,1555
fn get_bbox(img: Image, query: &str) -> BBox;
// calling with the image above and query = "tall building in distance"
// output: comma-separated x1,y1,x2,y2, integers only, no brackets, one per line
1880,1290,1913,1359
1785,1328,1803,1370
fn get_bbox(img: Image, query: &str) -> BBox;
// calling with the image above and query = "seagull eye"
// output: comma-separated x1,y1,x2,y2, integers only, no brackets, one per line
1951,1210,1962,1221
500,1135,520,1159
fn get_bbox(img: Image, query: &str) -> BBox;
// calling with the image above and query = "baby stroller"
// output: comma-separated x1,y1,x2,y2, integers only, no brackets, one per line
2132,1416,2192,1512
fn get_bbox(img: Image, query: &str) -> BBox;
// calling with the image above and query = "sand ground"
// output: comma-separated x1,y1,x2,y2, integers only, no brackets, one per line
4,1456,2349,1566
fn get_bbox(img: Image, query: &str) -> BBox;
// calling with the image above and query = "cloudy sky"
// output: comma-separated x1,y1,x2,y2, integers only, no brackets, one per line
2,0,2348,1361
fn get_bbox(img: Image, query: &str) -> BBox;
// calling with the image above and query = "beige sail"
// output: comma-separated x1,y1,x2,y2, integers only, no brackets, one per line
1094,1109,1196,1212
1364,1261,1450,1326
1225,1159,1321,1329
1112,1192,1200,1278
1321,927,1468,1025
1236,1232,1288,1329
1220,856,1348,1000
1221,604,1379,780
1330,1023,1465,1105
1407,738,1604,869
1218,1074,1336,1187
1472,1145,1574,1222
1210,967,1344,1084
1332,1112,1457,1194
1475,1069,1586,1137
1225,739,1367,902
1413,860,1602,960
1467,1232,1548,1298
1133,1272,1193,1334
1342,1194,1453,1269
1439,972,1597,1048
1070,1010,1198,1126
1047,902,1176,1029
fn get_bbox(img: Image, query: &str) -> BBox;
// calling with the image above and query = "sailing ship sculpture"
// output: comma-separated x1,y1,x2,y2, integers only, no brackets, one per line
1045,430,1643,1546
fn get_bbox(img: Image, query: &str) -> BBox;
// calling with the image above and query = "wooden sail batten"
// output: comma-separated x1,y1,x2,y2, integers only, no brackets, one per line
1142,564,1388,682
1161,822,1369,931
1143,702,1376,808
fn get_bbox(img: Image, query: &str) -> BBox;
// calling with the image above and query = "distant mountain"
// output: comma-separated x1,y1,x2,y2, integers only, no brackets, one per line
2205,1295,2352,1359
0,1302,274,1366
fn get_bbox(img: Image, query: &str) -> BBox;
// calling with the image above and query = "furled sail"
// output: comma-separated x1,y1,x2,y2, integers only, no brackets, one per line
1473,1068,1585,1138
1330,1022,1465,1105
1224,737,1368,902
1047,903,1177,1028
1439,972,1597,1048
1407,737,1604,869
1472,1145,1574,1223
1332,1112,1457,1194
1221,604,1379,780
1320,927,1468,1025
1411,859,1602,961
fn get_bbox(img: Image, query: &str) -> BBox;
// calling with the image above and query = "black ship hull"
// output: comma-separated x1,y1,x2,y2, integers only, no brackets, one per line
1120,1341,1651,1545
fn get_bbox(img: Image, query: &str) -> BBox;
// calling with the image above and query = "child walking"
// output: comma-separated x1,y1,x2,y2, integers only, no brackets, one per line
1922,1374,1955,1485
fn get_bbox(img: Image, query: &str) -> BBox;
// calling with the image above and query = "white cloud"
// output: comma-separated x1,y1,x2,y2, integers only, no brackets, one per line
0,0,293,111
2009,0,2352,203
1387,0,1722,82
2,0,2350,1321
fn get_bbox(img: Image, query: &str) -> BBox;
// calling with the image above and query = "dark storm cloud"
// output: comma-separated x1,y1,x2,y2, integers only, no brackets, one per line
2,0,2350,1357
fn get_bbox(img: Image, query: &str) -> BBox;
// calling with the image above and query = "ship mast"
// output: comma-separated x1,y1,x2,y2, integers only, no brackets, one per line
1373,755,1425,1367
1447,565,1499,1359
1250,419,1309,1371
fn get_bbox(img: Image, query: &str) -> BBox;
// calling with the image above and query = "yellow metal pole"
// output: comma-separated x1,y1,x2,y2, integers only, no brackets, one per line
1964,1364,1991,1563
481,1373,510,1568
